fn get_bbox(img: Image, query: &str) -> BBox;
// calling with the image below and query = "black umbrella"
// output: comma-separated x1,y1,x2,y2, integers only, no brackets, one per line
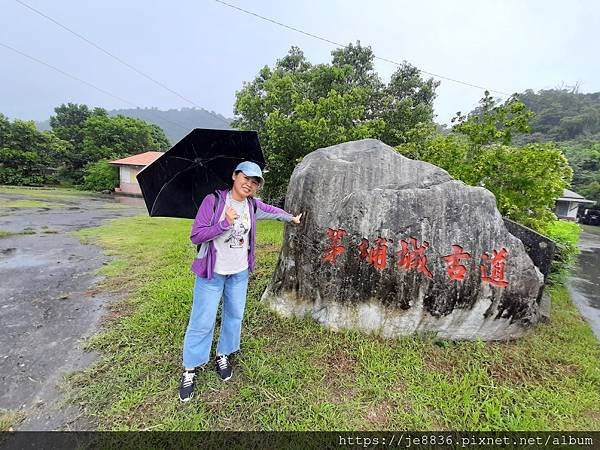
137,128,265,219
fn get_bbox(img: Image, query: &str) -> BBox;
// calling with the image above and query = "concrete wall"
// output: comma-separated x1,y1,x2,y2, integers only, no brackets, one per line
118,165,143,196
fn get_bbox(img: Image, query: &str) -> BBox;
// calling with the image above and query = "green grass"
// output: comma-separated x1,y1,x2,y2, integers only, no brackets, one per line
0,185,95,199
0,185,95,209
0,410,25,432
542,220,582,284
68,217,600,431
543,219,581,247
0,199,69,209
0,230,38,238
0,185,101,210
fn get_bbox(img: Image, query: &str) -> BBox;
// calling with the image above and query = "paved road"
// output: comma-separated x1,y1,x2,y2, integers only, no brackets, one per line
568,224,600,339
0,190,145,430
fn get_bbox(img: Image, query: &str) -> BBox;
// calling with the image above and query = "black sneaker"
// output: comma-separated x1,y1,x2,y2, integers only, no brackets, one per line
215,354,233,381
178,369,196,402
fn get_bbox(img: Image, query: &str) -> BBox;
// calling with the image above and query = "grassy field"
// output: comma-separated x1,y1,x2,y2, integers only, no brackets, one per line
0,185,95,199
0,199,68,209
67,215,600,431
0,185,94,210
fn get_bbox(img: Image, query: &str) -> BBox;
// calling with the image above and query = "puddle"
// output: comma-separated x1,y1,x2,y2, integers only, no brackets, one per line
113,195,145,207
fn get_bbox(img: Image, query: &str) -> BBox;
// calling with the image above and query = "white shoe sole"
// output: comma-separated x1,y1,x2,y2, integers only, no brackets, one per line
220,369,233,382
179,392,194,402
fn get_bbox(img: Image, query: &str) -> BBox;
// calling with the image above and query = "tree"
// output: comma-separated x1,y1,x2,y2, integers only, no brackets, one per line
398,93,572,231
233,43,439,198
562,140,600,206
50,103,107,149
48,103,170,183
471,143,572,229
517,89,600,142
81,159,119,191
451,91,533,149
62,114,169,182
379,63,439,146
0,114,70,185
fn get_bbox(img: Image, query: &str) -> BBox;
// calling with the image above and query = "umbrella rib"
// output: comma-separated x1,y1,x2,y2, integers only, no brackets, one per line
148,159,232,216
166,154,262,164
148,151,265,216
149,162,203,216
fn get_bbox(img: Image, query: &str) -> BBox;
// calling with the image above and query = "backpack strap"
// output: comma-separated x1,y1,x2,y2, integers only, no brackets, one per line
197,191,220,253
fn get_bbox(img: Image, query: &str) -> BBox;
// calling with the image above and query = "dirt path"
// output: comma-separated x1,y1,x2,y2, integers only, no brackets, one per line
0,189,146,430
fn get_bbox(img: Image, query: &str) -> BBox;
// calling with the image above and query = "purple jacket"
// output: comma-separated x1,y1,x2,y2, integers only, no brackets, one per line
190,189,293,279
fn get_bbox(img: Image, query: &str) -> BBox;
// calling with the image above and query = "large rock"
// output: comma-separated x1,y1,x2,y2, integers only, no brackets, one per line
262,139,545,340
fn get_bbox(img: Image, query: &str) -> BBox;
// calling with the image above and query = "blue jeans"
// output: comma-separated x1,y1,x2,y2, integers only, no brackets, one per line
182,270,249,368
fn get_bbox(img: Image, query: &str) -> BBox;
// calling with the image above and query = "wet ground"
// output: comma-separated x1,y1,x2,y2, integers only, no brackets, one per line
0,189,145,430
568,224,600,339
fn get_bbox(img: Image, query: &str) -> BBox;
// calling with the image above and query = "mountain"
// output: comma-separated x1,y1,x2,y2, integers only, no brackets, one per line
517,88,600,143
36,107,233,144
108,107,232,144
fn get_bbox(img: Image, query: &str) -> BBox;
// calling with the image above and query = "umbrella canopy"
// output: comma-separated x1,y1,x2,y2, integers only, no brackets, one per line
137,128,265,219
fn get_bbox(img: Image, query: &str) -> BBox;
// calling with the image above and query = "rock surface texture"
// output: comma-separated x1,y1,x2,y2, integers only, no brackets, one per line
262,139,545,340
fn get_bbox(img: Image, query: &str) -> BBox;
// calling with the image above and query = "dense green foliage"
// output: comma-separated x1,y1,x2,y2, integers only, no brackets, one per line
51,103,170,183
1,103,170,188
0,114,69,185
233,43,439,199
49,103,106,151
519,88,600,142
561,140,600,205
81,159,120,192
540,220,581,284
399,93,573,231
512,89,600,208
452,91,533,147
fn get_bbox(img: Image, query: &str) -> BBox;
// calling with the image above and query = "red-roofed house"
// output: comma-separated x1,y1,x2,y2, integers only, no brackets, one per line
110,151,164,195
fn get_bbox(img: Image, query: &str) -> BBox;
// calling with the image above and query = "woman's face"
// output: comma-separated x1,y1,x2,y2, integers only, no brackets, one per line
231,171,260,199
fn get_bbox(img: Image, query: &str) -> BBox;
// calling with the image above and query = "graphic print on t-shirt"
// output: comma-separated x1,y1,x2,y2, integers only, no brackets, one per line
224,209,250,248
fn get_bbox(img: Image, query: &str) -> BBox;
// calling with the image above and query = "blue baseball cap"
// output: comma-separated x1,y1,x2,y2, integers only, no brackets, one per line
234,161,264,185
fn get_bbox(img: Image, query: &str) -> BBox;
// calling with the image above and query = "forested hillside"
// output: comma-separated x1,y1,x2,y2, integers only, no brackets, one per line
109,107,232,144
37,107,232,144
519,88,600,142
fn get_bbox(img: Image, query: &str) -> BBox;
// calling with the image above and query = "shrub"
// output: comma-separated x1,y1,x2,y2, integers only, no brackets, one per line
541,220,581,283
81,159,119,192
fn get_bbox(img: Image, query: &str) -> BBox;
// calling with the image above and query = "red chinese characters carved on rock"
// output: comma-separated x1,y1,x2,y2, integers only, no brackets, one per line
321,230,509,288
322,228,348,264
397,237,433,279
442,244,472,281
480,248,509,287
358,237,389,270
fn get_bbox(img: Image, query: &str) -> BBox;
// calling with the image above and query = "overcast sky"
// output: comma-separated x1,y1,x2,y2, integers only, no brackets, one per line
1,0,598,125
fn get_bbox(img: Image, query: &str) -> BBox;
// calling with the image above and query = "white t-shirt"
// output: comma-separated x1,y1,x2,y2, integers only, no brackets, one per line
213,192,251,275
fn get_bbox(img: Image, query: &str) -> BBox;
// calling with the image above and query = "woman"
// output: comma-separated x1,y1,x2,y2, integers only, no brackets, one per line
179,161,302,402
